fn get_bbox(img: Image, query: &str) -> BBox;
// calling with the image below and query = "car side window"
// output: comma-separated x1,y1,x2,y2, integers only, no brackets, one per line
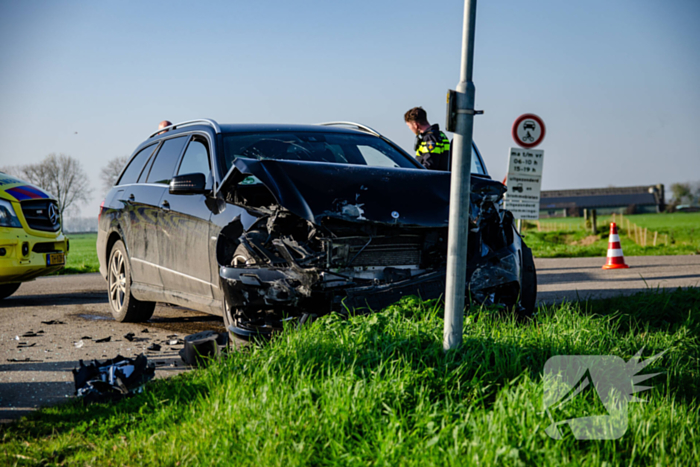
177,136,212,187
117,144,157,186
137,152,156,183
145,136,188,184
357,145,399,168
470,146,486,175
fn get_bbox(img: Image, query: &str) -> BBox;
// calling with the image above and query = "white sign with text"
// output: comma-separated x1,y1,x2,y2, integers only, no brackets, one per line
504,147,545,220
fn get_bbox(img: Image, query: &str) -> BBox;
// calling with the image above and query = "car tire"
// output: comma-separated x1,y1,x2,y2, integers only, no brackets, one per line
519,242,537,317
0,283,21,300
107,240,155,322
222,296,252,349
222,244,259,348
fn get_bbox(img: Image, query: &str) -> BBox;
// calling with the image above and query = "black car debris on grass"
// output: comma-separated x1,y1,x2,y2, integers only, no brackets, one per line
97,119,536,342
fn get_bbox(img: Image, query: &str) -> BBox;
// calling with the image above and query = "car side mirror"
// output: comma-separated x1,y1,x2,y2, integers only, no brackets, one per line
169,173,208,195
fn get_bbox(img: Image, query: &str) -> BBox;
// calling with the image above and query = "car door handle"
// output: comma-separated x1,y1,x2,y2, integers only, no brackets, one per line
161,200,170,211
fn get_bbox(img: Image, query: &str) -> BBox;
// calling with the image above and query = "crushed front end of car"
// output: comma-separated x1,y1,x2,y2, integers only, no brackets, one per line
217,158,535,339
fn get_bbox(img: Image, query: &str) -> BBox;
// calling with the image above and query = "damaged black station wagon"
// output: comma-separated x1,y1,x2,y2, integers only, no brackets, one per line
97,119,536,341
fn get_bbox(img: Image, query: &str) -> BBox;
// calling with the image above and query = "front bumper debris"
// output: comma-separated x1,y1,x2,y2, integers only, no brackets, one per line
221,265,446,313
220,246,521,314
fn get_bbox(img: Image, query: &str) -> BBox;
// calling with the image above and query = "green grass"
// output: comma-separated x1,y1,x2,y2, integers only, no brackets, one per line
2,288,699,466
59,233,98,274
527,212,700,257
621,213,700,246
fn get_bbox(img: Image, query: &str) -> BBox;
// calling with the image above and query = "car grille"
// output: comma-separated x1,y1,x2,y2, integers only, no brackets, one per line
331,235,422,267
21,200,61,232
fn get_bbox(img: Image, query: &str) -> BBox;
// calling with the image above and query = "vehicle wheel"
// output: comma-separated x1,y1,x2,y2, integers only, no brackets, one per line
0,283,21,300
222,296,253,349
222,244,259,348
107,240,155,322
519,242,537,317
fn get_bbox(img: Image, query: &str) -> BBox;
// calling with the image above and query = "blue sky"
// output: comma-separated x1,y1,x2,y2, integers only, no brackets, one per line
1,0,698,216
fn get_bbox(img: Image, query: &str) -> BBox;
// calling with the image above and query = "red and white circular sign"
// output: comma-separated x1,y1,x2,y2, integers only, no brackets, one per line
512,114,546,148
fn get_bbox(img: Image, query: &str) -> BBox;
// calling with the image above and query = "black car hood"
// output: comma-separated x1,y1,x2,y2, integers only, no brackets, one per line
219,158,502,227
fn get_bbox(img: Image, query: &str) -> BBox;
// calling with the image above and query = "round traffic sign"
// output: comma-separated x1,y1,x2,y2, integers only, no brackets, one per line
512,114,546,148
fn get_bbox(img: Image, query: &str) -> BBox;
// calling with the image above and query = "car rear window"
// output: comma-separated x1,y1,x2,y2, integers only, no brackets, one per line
145,136,188,184
117,144,157,186
222,132,417,173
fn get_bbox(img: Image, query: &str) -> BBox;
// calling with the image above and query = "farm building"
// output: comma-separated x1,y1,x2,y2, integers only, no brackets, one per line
539,184,665,217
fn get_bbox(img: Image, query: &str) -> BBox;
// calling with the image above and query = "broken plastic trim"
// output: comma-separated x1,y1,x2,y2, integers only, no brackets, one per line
72,354,155,404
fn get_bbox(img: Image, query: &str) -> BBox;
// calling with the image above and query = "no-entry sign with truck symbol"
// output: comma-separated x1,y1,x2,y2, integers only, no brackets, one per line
505,114,546,220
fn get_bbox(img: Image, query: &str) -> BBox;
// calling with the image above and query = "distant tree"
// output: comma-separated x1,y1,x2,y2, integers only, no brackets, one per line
9,153,91,216
100,156,128,193
670,183,692,205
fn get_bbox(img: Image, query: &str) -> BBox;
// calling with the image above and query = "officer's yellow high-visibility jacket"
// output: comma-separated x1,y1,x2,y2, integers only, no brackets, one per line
414,124,450,171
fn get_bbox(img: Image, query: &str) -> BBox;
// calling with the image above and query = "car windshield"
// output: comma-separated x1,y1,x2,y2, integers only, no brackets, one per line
222,132,417,172
221,130,488,176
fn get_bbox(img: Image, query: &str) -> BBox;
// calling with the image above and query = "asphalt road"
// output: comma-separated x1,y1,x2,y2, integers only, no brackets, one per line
1,255,698,423
536,255,700,302
0,273,225,424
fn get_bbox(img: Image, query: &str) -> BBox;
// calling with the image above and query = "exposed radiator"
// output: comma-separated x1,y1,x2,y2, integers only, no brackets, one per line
352,245,421,266
329,235,422,267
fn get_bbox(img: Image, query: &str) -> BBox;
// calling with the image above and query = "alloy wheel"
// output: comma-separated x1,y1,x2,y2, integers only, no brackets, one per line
109,248,127,311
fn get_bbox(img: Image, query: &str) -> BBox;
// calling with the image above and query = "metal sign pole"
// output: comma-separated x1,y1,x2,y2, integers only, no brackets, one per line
444,0,478,351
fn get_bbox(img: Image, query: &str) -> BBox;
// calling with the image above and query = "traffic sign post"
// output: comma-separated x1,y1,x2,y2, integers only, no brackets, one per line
443,0,479,352
505,114,546,225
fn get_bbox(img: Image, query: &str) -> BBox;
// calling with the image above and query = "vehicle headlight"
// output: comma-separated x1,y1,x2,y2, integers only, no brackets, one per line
0,199,22,228
480,193,502,204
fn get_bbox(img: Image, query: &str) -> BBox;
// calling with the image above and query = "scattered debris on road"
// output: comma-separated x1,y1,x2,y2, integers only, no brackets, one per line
41,320,65,325
21,331,44,338
147,343,161,351
74,340,85,348
73,354,156,404
180,331,228,367
95,336,111,343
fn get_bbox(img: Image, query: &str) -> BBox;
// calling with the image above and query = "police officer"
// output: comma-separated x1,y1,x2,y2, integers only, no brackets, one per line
404,107,450,171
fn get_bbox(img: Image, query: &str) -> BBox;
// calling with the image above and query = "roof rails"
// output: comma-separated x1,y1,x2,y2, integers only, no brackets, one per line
317,121,382,138
148,119,221,138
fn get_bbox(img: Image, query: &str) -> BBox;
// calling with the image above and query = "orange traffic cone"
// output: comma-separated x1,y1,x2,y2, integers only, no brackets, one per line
602,222,629,269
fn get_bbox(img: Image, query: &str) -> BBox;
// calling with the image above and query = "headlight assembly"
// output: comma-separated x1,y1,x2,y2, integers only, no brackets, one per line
0,199,22,228
480,193,502,204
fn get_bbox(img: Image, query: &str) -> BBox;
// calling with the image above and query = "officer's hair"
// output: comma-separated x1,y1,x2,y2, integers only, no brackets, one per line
404,107,428,125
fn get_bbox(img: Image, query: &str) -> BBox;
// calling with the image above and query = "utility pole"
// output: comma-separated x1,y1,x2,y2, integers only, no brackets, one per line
443,0,478,351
